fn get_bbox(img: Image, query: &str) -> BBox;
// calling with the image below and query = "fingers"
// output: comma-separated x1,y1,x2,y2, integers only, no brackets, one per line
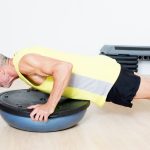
39,114,44,122
32,113,48,122
28,104,55,122
30,108,38,121
35,113,48,122
35,113,40,121
44,115,48,122
30,109,49,122
27,104,40,109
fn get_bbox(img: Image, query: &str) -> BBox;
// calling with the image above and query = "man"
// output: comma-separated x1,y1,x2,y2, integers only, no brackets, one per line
0,47,148,122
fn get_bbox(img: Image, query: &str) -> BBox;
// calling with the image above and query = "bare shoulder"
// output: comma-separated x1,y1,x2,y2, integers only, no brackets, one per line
19,53,73,76
20,53,62,65
19,53,62,75
18,54,36,74
20,53,44,66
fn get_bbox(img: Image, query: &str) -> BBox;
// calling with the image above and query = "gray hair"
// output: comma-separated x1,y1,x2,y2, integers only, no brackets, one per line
0,54,8,66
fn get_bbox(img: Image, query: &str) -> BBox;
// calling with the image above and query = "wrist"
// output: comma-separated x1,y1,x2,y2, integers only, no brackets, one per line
46,99,57,107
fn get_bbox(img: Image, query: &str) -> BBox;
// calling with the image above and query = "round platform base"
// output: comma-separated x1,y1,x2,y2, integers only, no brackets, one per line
1,110,86,132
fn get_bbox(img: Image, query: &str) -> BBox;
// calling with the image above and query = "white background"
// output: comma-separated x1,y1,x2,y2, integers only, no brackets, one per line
0,0,150,74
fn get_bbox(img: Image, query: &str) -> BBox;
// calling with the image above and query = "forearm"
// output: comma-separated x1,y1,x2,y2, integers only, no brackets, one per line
46,63,72,108
46,78,68,108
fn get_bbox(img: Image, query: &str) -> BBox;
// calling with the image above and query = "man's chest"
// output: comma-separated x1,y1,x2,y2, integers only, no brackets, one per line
19,63,48,85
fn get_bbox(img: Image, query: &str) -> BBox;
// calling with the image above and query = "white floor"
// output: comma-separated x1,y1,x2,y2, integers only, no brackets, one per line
0,79,150,150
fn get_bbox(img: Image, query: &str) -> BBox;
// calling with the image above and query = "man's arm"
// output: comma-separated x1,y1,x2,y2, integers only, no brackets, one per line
47,62,73,108
24,54,73,121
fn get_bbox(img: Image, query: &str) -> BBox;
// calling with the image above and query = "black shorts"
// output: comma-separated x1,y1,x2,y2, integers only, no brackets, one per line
106,67,141,107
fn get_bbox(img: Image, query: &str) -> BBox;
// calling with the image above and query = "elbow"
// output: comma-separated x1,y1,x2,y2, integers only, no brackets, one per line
62,62,73,75
53,62,73,76
66,62,73,70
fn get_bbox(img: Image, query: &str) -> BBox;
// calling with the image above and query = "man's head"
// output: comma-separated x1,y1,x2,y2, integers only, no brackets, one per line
0,54,18,88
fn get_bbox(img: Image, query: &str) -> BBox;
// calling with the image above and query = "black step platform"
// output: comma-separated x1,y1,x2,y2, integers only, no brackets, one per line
100,45,150,72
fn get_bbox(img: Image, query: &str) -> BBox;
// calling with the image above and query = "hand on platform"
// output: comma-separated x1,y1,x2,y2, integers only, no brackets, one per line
27,103,55,122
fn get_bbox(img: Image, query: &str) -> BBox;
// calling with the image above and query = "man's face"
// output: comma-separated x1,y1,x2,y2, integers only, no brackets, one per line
0,66,13,88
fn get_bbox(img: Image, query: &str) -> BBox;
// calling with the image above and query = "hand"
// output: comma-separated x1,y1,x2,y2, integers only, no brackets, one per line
27,103,55,122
